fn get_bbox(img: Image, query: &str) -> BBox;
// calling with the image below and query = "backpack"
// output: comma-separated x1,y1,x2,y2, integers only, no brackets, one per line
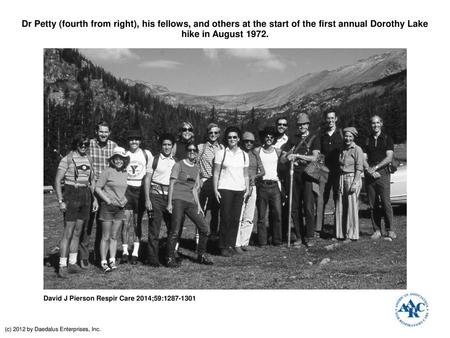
364,137,398,174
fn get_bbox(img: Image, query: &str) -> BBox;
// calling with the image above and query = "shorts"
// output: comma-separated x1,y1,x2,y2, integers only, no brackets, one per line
98,202,125,222
124,185,145,213
64,185,91,222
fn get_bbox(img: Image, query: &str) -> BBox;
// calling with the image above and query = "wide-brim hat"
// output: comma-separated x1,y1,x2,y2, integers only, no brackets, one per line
296,113,310,124
242,131,256,141
110,147,129,160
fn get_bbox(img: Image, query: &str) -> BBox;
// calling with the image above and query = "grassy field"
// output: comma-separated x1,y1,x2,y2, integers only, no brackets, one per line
44,194,406,289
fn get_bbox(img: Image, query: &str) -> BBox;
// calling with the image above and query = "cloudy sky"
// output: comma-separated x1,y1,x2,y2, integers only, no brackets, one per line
80,48,399,96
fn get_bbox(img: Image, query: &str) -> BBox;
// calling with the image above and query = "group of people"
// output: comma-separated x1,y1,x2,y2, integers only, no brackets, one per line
53,111,396,278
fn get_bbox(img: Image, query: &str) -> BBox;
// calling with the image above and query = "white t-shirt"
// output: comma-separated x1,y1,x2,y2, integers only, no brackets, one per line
260,148,279,181
148,153,176,186
215,147,249,191
126,148,153,187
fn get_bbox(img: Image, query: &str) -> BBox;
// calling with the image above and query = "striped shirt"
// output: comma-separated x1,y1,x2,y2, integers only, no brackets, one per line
88,138,117,181
58,152,92,186
197,141,224,179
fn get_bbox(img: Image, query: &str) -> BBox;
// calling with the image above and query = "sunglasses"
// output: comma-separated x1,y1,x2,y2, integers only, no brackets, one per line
277,123,288,127
297,123,309,127
208,131,220,135
227,136,238,140
187,148,198,153
182,128,193,132
79,142,90,147
265,135,275,139
244,140,254,143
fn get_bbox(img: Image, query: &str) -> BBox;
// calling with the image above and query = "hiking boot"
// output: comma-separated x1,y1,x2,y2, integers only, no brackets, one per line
371,230,382,240
220,248,234,257
197,254,214,265
242,245,256,252
166,257,181,268
130,255,138,265
68,263,81,274
120,254,129,264
101,262,111,273
146,259,161,268
109,261,117,270
58,266,69,279
293,239,303,247
234,247,245,254
387,231,397,239
80,259,89,269
304,241,314,248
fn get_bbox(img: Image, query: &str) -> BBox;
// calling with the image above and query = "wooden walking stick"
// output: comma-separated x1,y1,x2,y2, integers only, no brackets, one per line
287,160,294,247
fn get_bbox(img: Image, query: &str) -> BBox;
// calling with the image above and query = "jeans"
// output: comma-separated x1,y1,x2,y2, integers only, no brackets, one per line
365,170,394,232
200,178,220,234
257,183,282,245
218,189,245,249
291,170,315,241
147,193,171,263
315,171,339,231
166,199,209,258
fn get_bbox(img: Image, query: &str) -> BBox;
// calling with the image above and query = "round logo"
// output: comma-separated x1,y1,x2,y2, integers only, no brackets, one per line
395,293,429,327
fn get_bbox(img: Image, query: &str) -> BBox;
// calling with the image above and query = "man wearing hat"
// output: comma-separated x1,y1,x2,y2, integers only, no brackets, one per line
363,115,396,240
80,121,118,268
121,129,154,264
280,112,320,247
235,131,265,252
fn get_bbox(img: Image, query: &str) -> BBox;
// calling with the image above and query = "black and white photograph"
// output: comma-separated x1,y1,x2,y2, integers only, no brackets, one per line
43,48,407,289
4,0,449,336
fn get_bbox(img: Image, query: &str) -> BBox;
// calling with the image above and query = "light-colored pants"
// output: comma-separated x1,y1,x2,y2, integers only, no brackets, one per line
335,173,361,240
236,187,257,247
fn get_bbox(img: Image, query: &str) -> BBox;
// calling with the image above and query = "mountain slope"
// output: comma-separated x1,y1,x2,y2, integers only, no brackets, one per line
126,50,406,112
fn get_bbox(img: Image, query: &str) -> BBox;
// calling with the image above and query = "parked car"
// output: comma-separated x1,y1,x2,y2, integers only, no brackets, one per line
390,163,406,205
360,163,407,205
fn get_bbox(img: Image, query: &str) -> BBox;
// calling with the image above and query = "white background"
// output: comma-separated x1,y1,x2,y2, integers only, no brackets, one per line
1,0,448,337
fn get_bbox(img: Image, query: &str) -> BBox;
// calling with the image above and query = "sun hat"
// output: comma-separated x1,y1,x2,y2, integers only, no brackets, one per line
296,113,310,124
242,131,256,141
110,147,129,160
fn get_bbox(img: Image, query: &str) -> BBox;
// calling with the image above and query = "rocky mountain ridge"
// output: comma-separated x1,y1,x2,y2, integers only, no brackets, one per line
123,50,406,113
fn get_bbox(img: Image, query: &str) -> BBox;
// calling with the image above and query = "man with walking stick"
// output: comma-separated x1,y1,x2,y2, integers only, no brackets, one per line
280,113,320,247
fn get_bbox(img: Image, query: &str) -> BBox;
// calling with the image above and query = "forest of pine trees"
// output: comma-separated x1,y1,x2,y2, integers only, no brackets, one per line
44,49,406,185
